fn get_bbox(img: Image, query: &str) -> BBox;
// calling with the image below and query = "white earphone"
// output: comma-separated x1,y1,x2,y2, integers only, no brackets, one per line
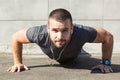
71,30,73,35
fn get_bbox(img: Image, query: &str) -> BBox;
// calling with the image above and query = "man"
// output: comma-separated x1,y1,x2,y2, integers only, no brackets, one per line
7,8,113,73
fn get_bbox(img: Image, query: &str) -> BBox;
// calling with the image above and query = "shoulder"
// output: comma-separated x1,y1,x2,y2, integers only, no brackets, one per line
27,25,48,35
26,25,48,43
73,24,97,42
92,27,113,43
73,24,97,33
28,25,47,32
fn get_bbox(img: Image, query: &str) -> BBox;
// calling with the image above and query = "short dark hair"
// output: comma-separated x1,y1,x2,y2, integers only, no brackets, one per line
48,8,73,25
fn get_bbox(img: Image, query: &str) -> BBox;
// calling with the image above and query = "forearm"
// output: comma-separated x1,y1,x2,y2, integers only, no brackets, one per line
12,39,23,64
11,28,30,64
102,34,113,60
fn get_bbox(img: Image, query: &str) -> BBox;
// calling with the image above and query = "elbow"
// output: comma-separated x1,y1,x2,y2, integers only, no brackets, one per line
108,33,113,42
105,32,114,44
12,33,19,43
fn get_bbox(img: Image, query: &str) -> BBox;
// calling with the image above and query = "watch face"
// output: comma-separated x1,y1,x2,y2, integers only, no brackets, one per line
102,59,111,66
105,60,110,65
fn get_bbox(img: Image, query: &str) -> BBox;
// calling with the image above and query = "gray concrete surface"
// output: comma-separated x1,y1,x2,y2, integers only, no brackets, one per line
0,54,120,80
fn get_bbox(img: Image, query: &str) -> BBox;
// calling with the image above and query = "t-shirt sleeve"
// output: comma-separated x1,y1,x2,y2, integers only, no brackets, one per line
82,26,97,43
26,26,46,43
26,26,39,43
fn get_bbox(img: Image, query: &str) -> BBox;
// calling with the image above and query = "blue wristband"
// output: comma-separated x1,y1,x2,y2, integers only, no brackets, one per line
102,59,111,66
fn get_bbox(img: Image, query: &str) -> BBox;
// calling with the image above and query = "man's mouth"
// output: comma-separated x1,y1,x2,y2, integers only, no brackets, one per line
56,40,66,45
56,40,66,43
56,39,66,42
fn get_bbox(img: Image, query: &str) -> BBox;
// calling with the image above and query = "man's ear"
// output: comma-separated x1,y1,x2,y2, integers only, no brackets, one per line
71,25,73,34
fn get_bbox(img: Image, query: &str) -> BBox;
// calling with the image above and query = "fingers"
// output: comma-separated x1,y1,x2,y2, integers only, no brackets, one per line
7,64,29,72
92,64,113,73
17,65,29,72
7,67,12,72
24,65,29,70
103,66,113,73
91,65,99,70
109,67,113,72
17,66,20,72
7,66,17,72
11,66,18,72
100,67,104,73
92,65,104,72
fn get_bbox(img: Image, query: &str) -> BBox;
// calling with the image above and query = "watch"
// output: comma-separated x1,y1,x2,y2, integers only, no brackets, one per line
102,59,111,66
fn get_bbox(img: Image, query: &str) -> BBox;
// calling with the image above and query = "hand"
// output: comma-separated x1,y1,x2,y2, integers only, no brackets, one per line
7,63,29,72
92,64,113,73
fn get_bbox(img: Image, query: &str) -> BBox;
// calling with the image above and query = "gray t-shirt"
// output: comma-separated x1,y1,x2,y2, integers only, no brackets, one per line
26,24,97,64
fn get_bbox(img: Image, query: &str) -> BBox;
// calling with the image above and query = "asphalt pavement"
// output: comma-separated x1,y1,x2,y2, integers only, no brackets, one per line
0,53,120,80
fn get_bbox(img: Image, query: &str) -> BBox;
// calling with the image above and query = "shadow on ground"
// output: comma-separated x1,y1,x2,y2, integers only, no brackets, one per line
28,49,120,74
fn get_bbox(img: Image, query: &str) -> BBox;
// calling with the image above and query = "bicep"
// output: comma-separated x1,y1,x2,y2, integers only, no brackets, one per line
12,28,30,44
93,27,110,43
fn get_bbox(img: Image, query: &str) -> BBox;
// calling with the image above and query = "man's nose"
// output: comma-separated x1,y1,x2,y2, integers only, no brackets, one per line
57,32,63,39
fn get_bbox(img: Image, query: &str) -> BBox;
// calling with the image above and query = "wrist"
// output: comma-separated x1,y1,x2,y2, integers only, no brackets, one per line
102,59,111,66
14,60,22,64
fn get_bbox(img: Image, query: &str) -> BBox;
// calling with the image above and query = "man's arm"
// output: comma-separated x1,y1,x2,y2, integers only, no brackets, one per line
92,27,113,73
7,28,30,72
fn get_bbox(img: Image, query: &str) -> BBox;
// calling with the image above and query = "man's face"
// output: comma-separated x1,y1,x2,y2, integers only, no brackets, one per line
47,19,73,48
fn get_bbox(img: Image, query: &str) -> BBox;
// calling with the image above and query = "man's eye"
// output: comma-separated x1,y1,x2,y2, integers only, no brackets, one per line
63,29,68,32
53,30,58,32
